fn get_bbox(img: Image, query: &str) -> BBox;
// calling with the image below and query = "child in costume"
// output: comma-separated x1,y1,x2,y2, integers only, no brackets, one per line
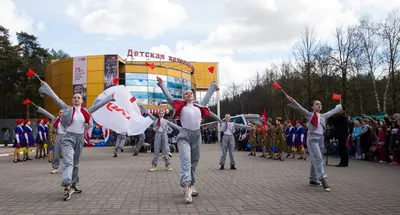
23,119,34,161
43,119,50,157
294,120,307,160
285,120,296,158
13,119,25,163
35,118,45,159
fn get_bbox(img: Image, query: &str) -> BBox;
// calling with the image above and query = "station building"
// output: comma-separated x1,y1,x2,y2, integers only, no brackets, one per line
44,50,219,115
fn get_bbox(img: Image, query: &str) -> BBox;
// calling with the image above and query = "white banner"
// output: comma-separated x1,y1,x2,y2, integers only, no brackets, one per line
73,56,87,85
91,85,153,135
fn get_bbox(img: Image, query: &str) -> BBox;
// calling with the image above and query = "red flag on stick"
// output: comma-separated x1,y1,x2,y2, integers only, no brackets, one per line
272,82,281,89
332,93,341,100
112,77,120,85
145,62,155,70
272,81,288,96
23,99,38,108
23,99,31,105
208,66,215,74
27,68,42,81
27,68,35,78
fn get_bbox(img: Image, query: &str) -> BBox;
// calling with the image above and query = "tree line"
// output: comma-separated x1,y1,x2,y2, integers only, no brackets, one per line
0,26,70,119
209,10,400,121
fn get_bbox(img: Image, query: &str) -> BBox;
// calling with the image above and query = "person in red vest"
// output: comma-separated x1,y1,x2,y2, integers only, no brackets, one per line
156,76,217,204
286,96,342,192
39,81,114,201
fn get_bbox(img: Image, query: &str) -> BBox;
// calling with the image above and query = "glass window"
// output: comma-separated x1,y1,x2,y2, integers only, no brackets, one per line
148,74,166,81
147,86,162,93
126,86,148,92
130,92,148,99
167,82,182,89
126,73,148,80
182,85,191,91
136,98,148,105
126,79,148,86
147,80,158,86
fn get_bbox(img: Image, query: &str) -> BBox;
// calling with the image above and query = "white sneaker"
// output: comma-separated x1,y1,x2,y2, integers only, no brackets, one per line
165,164,172,171
50,169,59,174
184,187,192,204
149,166,158,172
191,186,199,196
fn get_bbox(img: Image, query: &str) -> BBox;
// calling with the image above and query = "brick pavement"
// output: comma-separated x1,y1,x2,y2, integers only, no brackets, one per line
0,144,399,215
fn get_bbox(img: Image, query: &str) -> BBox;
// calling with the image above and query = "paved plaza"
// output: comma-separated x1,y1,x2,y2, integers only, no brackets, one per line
0,144,399,215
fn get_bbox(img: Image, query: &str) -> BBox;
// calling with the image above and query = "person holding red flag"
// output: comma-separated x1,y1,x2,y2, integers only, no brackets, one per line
13,119,25,163
156,76,217,204
286,95,342,192
39,81,114,201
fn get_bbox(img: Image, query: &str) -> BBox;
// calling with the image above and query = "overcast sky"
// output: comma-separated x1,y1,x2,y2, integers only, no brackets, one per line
1,0,400,92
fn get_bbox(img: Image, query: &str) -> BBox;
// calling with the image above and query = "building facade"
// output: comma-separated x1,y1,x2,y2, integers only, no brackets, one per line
44,54,218,115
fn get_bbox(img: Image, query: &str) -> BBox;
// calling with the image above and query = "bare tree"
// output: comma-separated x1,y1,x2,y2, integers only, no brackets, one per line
330,26,360,109
379,10,400,113
292,27,319,105
350,47,365,113
358,15,383,112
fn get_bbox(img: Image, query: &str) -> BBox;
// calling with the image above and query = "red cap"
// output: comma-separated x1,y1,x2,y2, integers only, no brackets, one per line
296,120,303,124
43,119,49,124
15,119,24,124
37,118,43,123
24,119,30,124
289,120,294,125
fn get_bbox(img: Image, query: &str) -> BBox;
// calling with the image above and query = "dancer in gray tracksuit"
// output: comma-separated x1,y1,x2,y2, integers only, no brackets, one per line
39,81,113,201
37,107,65,174
156,76,218,204
133,133,145,156
217,114,250,170
141,108,180,171
113,132,127,157
286,95,342,192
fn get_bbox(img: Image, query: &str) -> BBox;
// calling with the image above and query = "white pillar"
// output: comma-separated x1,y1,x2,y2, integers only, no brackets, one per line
217,62,221,143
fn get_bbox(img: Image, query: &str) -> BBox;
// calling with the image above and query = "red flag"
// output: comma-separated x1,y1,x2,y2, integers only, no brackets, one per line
262,109,267,126
208,66,215,74
332,93,341,100
27,68,35,78
112,77,120,85
272,82,281,90
23,99,31,105
145,62,155,70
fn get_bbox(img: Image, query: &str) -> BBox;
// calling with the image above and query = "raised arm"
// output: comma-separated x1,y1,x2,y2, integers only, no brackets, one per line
199,80,218,106
139,105,157,121
87,94,114,114
156,77,175,106
233,123,250,129
207,111,223,123
363,114,378,129
39,82,68,110
286,96,312,117
166,120,181,131
37,107,57,122
322,104,343,119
